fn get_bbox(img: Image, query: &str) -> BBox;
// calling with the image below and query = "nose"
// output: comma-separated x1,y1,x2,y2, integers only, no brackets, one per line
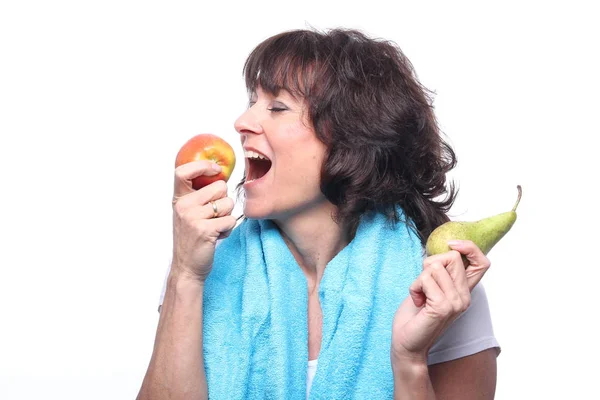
234,107,263,138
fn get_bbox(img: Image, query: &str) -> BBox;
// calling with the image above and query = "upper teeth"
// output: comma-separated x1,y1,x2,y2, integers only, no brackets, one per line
245,150,268,160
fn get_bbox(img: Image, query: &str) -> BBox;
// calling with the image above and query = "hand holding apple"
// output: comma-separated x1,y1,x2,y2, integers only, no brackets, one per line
171,133,238,281
175,133,236,189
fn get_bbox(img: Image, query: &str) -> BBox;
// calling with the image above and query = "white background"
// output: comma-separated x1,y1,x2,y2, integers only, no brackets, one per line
1,1,598,399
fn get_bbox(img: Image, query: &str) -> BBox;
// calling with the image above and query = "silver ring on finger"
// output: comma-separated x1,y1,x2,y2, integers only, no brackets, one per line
210,200,218,218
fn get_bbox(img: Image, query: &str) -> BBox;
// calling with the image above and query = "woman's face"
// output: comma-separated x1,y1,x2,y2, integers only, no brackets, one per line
234,86,328,221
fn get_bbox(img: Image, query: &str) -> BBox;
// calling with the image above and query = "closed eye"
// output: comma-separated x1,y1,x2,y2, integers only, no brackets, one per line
267,101,288,112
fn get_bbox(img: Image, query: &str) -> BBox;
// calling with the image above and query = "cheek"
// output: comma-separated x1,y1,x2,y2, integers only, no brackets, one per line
274,123,325,186
278,151,323,189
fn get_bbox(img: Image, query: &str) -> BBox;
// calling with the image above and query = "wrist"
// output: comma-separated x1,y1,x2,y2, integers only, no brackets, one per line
391,348,428,369
159,270,205,315
392,357,428,377
169,261,208,284
167,269,206,292
391,350,430,384
391,354,433,400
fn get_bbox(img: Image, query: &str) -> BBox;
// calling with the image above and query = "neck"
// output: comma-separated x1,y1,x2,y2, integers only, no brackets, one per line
274,201,350,293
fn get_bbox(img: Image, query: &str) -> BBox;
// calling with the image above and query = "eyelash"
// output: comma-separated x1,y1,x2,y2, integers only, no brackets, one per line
247,101,287,112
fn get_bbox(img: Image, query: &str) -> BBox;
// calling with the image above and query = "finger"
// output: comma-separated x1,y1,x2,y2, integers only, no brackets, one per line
174,180,228,211
218,230,233,240
218,217,241,240
409,272,446,310
428,261,470,314
409,276,427,308
423,251,464,282
425,251,471,304
195,197,235,220
174,160,223,197
204,215,237,235
448,240,491,290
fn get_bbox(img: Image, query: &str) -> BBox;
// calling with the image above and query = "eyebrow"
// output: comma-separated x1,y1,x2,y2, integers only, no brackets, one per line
249,87,302,103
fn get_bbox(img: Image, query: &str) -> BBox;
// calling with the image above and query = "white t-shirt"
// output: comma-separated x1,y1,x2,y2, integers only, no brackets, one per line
306,359,318,399
158,245,500,398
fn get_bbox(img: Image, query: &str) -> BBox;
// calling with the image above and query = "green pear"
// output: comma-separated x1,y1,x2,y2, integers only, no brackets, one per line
426,185,522,257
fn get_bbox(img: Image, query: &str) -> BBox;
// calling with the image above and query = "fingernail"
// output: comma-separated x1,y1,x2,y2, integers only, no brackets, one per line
212,163,222,171
447,240,462,247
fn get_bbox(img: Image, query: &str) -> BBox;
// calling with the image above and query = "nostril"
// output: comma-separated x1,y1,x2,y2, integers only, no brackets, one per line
241,128,262,136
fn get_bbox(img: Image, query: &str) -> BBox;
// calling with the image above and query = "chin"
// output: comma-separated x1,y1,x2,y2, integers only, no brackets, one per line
242,199,273,220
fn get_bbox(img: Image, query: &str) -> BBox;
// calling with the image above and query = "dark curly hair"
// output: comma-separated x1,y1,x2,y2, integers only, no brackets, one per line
238,28,458,246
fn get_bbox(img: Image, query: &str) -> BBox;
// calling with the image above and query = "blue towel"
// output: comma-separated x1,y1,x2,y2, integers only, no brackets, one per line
202,209,424,399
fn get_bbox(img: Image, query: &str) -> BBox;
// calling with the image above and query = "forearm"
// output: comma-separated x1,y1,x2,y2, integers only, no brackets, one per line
137,272,207,400
392,358,436,400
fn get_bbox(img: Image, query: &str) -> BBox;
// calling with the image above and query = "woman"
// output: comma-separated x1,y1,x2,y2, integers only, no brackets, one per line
138,28,499,399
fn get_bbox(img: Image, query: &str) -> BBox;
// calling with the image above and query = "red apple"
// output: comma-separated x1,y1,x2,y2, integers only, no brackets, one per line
175,133,236,190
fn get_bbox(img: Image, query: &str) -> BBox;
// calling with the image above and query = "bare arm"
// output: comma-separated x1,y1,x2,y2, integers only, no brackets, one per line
429,349,497,399
393,349,497,399
136,272,207,400
136,161,236,399
392,240,496,399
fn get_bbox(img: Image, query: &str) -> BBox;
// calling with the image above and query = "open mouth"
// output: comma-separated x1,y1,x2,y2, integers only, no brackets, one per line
245,150,272,183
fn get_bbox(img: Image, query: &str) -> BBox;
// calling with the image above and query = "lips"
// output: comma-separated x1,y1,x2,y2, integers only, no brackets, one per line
244,149,272,183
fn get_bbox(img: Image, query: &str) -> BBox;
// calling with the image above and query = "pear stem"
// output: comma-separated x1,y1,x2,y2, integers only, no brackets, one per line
512,185,522,212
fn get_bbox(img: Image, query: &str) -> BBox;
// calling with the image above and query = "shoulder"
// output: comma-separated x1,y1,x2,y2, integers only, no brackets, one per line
427,283,501,365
